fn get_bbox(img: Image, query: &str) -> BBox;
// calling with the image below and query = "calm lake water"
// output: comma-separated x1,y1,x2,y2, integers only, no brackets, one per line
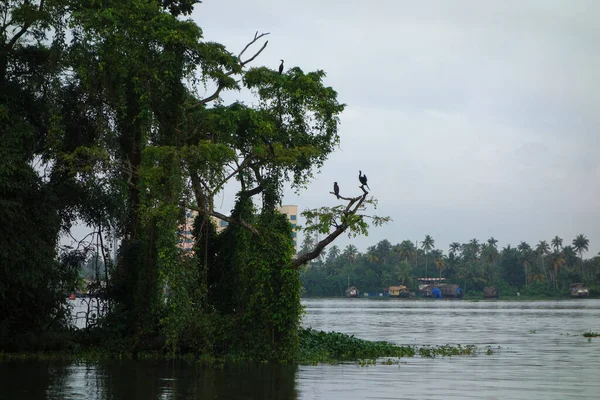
1,298,600,399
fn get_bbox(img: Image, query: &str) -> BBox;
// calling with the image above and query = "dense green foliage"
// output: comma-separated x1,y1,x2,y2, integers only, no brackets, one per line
1,0,386,361
301,236,600,298
0,0,80,350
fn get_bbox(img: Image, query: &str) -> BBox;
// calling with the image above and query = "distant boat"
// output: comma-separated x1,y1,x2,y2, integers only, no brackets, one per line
569,283,589,298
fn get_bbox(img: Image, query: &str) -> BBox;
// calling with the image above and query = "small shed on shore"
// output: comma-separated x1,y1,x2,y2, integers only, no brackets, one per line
389,285,410,297
345,286,360,298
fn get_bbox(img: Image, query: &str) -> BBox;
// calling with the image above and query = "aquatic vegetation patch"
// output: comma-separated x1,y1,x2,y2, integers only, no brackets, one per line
418,344,478,357
297,328,416,363
297,328,491,364
583,332,600,338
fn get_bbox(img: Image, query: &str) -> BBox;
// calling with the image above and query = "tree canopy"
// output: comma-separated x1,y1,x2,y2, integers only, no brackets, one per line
301,235,599,298
0,0,386,359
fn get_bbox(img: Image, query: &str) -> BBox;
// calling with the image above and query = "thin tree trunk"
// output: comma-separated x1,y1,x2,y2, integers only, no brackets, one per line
541,257,550,286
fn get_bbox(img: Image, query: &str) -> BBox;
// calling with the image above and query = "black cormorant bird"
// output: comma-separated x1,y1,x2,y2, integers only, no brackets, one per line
358,170,370,190
333,182,340,199
278,59,284,75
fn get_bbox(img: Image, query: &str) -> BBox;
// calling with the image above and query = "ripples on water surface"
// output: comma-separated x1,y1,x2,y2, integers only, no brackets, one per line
300,299,600,399
1,299,599,399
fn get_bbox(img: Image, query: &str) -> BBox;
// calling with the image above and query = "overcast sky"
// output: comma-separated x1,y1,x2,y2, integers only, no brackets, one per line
190,0,600,257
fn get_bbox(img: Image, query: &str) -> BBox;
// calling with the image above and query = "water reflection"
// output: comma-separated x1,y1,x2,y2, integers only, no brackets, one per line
0,361,298,400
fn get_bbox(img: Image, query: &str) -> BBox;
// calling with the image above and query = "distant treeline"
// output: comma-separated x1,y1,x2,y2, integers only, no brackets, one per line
299,234,600,297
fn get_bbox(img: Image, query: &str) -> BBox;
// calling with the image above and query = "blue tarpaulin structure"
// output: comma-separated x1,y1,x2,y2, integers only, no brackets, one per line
432,287,442,298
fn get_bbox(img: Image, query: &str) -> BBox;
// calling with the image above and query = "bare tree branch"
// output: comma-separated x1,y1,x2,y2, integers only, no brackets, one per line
210,154,254,195
188,31,270,109
188,205,260,236
238,31,270,65
238,38,268,66
245,184,263,197
292,222,349,269
0,13,12,38
293,186,369,269
192,79,226,107
97,224,112,307
119,158,137,188
328,192,360,202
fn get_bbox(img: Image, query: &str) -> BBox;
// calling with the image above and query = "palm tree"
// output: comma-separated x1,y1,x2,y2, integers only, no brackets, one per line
298,233,315,257
328,245,341,259
343,244,359,264
469,238,480,258
535,240,550,284
325,244,341,264
572,234,590,278
366,245,379,264
397,240,416,264
518,241,532,285
480,243,499,282
421,235,435,278
435,257,447,278
551,236,563,253
563,245,578,270
483,243,499,265
487,237,498,248
375,239,392,263
461,239,480,262
449,242,461,255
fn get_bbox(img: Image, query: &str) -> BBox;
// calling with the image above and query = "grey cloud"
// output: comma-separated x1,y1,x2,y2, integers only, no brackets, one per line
195,0,600,255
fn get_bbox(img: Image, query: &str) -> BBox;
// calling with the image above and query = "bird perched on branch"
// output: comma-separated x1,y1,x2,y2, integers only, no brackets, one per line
359,170,370,190
278,59,284,75
333,182,340,199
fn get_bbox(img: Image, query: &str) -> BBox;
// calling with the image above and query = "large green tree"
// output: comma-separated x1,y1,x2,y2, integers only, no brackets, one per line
0,0,83,349
1,0,389,360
